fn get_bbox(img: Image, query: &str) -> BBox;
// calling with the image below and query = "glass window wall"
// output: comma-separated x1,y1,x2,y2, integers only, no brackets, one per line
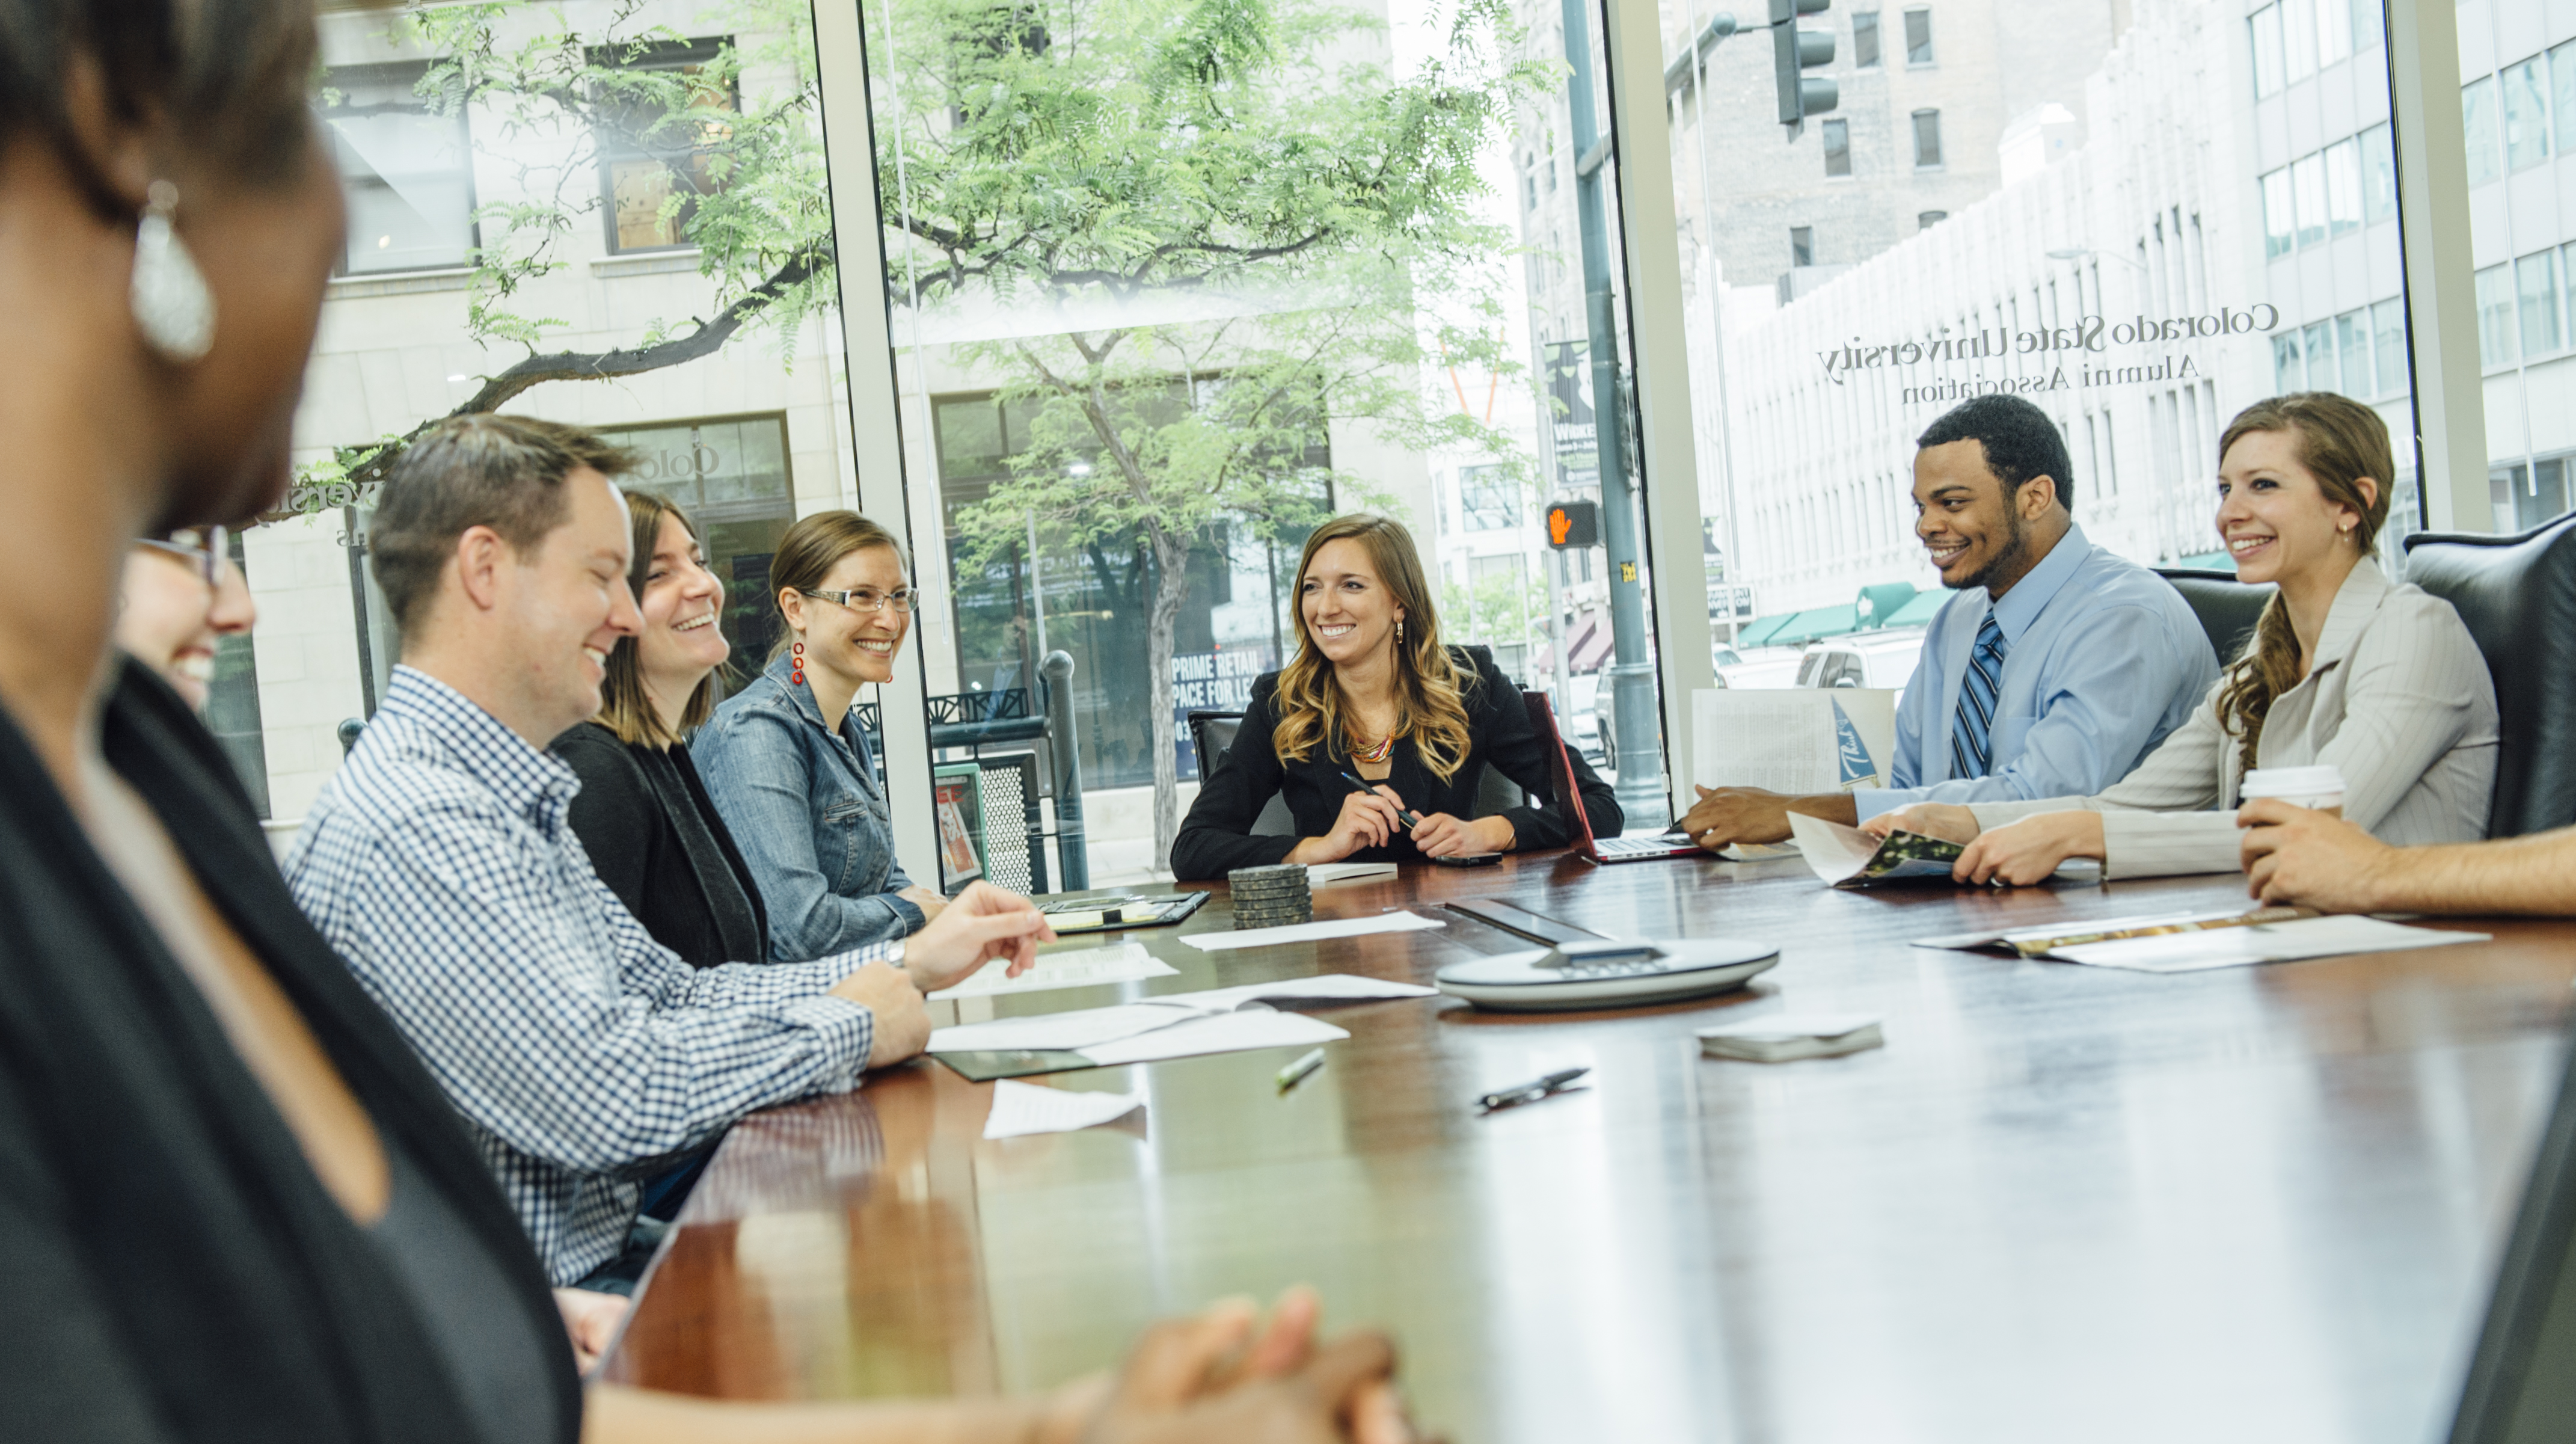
1665,0,2422,634
255,4,861,830
866,0,1677,866
2459,0,2576,535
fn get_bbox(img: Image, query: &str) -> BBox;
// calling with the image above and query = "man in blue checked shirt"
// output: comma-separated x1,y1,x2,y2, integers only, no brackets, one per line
1684,394,2218,850
284,414,1056,1288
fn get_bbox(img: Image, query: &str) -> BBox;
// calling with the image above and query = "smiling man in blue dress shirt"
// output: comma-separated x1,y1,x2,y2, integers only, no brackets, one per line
1684,393,2219,849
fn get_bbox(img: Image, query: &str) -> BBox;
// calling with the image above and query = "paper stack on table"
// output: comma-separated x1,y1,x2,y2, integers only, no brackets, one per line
928,941,1177,1000
2040,914,2489,972
928,973,1435,1077
981,1080,1146,1138
1182,911,1446,952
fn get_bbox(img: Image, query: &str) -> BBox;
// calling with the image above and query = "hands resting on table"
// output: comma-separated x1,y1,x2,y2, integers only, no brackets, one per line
583,1286,1424,1443
1286,784,1513,863
1861,797,2387,899
827,880,1062,1068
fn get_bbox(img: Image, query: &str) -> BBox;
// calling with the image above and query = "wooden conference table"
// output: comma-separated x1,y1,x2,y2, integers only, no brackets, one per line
604,849,2576,1442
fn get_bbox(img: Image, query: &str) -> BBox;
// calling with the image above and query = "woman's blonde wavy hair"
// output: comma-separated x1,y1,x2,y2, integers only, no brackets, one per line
1269,514,1476,782
2212,391,2394,773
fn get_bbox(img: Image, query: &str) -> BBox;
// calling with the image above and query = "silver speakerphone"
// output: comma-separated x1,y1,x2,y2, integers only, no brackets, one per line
1434,937,1779,1012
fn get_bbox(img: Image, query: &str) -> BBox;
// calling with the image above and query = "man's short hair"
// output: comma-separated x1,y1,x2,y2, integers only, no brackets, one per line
369,414,640,638
1916,395,2076,512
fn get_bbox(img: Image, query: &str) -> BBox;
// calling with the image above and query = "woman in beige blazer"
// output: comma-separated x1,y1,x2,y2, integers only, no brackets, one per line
1871,392,2498,885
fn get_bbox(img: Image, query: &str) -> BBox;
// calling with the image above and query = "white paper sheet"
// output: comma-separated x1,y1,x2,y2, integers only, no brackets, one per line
930,1003,1206,1054
1784,811,1884,883
1180,912,1447,951
1307,862,1399,886
1691,689,1899,794
927,972,1432,1055
2049,914,2490,972
1078,1010,1350,1067
928,942,1177,1001
981,1080,1145,1139
1156,974,1437,1009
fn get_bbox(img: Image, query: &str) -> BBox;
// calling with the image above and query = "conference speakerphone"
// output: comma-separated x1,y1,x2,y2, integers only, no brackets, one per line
1438,899,1778,1011
1435,938,1780,1012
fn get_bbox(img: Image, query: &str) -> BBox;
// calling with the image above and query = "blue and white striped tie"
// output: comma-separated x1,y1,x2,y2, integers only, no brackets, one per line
1950,612,2008,781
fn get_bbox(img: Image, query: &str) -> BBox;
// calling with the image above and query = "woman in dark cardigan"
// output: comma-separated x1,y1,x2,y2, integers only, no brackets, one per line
1173,515,1621,880
550,491,769,967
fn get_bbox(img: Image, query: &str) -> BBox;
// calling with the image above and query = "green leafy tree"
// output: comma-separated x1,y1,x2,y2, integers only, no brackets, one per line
895,0,1546,864
289,0,833,510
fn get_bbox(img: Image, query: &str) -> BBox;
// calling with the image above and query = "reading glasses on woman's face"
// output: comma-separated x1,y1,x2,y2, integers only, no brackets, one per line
799,585,918,615
137,526,227,589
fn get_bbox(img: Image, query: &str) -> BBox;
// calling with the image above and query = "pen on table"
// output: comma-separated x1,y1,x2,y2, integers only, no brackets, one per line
1276,1047,1328,1093
1477,1066,1589,1111
1337,769,1424,829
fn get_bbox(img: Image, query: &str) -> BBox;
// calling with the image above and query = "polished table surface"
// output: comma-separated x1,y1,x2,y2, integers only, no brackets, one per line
603,850,2576,1442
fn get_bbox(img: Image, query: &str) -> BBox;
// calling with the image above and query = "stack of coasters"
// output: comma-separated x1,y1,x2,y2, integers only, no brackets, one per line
1227,864,1314,929
1696,1013,1883,1063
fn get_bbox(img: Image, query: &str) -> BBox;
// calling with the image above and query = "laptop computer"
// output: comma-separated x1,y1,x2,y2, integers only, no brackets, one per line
1524,692,1704,864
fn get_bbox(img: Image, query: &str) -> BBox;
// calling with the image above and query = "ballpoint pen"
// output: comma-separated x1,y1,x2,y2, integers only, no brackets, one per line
1276,1046,1327,1093
1477,1066,1590,1111
1338,769,1424,829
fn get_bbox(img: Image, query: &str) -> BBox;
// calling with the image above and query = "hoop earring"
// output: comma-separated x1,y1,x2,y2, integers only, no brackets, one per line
131,181,216,362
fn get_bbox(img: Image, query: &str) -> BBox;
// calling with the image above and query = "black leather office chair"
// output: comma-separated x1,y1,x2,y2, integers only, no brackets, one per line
2405,511,2576,838
1185,710,1295,835
2154,567,2276,665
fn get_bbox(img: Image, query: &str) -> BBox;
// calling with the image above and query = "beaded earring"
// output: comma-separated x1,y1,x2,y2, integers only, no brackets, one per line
790,640,805,687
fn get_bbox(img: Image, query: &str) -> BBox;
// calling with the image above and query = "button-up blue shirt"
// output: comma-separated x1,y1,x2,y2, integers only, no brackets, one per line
284,666,889,1283
1853,524,2219,821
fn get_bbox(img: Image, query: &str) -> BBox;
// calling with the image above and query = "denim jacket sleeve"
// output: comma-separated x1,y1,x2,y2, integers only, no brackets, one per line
694,689,925,960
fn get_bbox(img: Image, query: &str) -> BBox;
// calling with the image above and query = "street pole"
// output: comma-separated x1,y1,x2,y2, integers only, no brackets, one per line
1560,0,1664,820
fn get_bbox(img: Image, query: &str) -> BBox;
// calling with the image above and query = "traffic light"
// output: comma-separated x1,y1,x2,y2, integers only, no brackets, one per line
1544,500,1599,549
1770,0,1836,131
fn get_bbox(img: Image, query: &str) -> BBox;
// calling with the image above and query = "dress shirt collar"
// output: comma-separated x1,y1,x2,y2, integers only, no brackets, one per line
2302,557,2391,675
1980,522,2093,644
378,664,580,832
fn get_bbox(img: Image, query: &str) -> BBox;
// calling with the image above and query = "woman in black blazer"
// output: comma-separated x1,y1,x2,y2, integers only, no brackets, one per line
1173,515,1621,880
551,492,768,966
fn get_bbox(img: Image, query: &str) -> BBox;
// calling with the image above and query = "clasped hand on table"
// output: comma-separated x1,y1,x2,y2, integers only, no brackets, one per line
1286,785,1510,864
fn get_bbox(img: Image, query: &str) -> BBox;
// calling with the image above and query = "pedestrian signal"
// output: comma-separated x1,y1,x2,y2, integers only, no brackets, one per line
1545,500,1599,549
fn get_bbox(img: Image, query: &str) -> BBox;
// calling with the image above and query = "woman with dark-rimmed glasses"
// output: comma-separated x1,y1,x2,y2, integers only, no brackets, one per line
695,509,948,956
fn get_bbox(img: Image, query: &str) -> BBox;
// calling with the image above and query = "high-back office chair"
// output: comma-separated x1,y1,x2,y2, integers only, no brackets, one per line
2153,567,2277,665
1185,710,1296,835
2405,511,2576,838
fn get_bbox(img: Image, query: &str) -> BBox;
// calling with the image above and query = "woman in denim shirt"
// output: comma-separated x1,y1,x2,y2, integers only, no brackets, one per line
695,512,945,955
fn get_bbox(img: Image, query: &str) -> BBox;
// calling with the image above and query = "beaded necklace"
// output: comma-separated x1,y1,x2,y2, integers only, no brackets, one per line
1348,725,1400,765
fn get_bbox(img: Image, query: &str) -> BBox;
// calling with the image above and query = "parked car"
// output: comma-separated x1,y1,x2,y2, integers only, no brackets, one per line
1563,671,1605,766
1796,627,1928,690
1714,647,1808,690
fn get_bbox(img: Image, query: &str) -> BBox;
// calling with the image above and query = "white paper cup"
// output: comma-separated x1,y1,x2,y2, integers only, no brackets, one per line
2241,764,2346,814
